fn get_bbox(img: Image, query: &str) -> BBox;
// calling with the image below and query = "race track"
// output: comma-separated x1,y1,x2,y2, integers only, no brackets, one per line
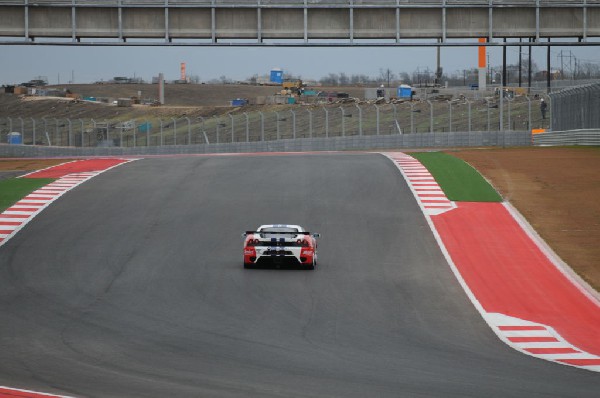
0,153,598,397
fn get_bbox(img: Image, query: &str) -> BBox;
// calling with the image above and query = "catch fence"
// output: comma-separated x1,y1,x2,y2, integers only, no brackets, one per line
550,82,600,132
0,96,547,149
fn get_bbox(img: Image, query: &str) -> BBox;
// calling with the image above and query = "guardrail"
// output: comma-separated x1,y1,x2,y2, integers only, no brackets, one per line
533,129,600,146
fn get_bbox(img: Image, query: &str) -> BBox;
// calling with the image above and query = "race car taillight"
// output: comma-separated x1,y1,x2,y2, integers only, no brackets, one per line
296,239,310,247
247,238,260,246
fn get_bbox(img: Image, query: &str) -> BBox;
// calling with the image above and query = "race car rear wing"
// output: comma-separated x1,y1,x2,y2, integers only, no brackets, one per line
243,231,320,237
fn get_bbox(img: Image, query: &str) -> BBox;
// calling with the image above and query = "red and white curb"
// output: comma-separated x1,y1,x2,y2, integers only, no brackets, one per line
0,386,75,398
385,152,455,215
383,151,600,373
486,313,600,371
0,172,98,247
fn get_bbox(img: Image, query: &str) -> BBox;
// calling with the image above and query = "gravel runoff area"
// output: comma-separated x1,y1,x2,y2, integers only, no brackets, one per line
0,147,598,293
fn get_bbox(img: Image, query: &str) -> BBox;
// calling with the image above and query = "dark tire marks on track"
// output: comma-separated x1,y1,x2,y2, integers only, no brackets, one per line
0,154,598,397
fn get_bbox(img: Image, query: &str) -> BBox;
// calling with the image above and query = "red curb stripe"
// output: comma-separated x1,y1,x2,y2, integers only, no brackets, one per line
24,158,127,179
0,230,14,234
24,196,54,201
525,348,581,354
0,214,30,219
508,337,559,343
0,388,63,397
0,221,22,226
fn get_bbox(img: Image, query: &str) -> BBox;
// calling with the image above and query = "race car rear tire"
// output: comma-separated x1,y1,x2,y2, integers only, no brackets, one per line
244,262,253,269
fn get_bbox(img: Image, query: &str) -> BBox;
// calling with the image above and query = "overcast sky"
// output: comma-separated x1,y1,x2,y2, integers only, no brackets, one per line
1,41,599,85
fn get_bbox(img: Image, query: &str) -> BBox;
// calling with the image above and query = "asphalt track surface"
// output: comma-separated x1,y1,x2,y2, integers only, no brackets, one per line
0,154,598,398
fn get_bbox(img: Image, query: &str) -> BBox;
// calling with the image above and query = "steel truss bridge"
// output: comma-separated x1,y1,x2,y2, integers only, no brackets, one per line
0,0,599,46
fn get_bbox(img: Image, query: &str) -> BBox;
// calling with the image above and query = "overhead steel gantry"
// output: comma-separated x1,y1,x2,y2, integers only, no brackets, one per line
0,0,599,46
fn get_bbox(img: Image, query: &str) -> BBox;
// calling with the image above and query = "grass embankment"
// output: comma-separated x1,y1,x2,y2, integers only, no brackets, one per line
411,152,502,202
0,178,55,213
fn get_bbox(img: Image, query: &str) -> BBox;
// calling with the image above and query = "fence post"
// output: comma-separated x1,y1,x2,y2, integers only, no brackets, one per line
31,118,36,145
507,98,512,131
90,119,96,147
7,117,12,133
486,99,491,132
322,106,329,138
355,104,362,135
340,107,345,137
119,122,124,147
275,111,280,140
104,119,109,146
526,96,532,132
133,120,137,147
374,104,380,135
427,100,433,133
17,117,24,142
307,109,313,138
184,117,191,145
79,119,84,147
244,112,249,142
214,116,220,144
410,103,415,134
145,119,150,146
466,99,472,133
448,101,452,133
54,118,60,146
160,119,164,145
259,111,265,141
42,117,48,145
66,118,72,146
291,110,296,139
171,118,177,145
229,114,234,143
198,116,207,144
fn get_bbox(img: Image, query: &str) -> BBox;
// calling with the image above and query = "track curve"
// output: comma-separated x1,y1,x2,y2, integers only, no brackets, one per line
0,154,598,397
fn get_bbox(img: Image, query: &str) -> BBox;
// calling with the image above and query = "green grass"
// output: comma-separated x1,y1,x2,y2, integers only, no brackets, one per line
0,178,55,213
410,152,502,202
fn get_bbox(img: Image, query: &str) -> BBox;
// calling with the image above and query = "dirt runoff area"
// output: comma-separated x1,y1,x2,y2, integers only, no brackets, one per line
0,158,74,180
0,148,598,293
451,147,600,293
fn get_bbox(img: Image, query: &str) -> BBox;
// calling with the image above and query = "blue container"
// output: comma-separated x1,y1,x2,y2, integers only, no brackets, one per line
138,122,152,133
7,132,22,145
270,69,284,84
83,96,97,101
231,98,247,106
287,97,296,104
397,85,412,99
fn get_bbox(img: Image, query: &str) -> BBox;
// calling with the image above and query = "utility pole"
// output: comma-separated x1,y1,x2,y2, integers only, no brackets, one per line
528,38,532,93
502,38,507,88
518,38,522,87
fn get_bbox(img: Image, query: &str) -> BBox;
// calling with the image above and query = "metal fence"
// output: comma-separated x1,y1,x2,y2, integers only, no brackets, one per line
550,82,600,131
0,132,533,158
0,96,546,149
